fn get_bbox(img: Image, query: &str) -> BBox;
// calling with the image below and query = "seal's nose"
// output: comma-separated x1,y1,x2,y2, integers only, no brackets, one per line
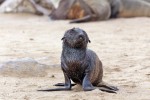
78,34,84,41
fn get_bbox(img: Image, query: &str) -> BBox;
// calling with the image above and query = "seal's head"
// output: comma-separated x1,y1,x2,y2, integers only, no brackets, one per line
62,28,90,48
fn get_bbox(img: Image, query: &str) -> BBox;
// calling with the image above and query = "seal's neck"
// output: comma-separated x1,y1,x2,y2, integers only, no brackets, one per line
62,44,87,61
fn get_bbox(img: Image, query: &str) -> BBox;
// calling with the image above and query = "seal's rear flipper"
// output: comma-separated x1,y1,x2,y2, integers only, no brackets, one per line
97,81,119,93
70,15,97,23
99,87,117,93
69,15,92,23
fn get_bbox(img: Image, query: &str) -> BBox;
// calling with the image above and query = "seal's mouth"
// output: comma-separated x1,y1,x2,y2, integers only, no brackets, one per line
75,42,83,48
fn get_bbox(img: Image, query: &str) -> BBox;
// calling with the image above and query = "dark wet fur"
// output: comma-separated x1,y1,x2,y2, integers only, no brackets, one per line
38,28,118,93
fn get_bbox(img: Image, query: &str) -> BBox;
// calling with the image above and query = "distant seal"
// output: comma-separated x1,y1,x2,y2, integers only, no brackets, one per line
0,0,5,4
38,28,118,93
50,0,150,23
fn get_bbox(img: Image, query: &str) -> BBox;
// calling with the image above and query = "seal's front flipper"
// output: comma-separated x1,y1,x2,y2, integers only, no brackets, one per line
37,87,71,91
54,83,76,87
70,15,97,23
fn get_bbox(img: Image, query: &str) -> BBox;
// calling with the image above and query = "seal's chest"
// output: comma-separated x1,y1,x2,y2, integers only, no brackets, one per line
67,63,85,83
67,62,82,74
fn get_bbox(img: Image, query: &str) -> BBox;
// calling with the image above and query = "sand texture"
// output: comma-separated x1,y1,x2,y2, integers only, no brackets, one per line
0,13,150,100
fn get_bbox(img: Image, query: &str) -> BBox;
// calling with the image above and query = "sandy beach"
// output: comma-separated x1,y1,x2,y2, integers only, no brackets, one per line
0,13,150,100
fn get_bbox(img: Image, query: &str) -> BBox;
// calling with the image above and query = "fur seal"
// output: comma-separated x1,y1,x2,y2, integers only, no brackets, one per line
0,0,55,15
50,0,150,23
38,28,118,93
0,0,5,4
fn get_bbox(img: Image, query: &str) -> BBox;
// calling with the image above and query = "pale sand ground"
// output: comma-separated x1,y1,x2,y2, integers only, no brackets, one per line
0,13,150,100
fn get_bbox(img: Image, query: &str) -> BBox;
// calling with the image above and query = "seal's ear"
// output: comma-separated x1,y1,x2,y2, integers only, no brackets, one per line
61,37,65,40
88,40,91,43
87,36,91,43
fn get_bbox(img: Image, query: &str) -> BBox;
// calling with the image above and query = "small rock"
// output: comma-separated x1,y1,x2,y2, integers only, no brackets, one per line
50,74,55,78
0,58,48,77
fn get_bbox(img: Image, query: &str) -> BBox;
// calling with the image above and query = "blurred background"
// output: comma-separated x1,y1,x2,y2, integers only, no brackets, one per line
0,0,150,100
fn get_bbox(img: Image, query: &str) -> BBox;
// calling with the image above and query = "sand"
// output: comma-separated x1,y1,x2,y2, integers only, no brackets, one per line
0,13,150,100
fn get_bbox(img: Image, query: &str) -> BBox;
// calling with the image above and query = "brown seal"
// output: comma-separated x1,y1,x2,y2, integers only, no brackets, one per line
50,0,94,23
0,0,5,4
50,0,150,23
38,28,118,93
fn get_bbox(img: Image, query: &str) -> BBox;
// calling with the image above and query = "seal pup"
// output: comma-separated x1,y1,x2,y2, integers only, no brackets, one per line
38,28,118,93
